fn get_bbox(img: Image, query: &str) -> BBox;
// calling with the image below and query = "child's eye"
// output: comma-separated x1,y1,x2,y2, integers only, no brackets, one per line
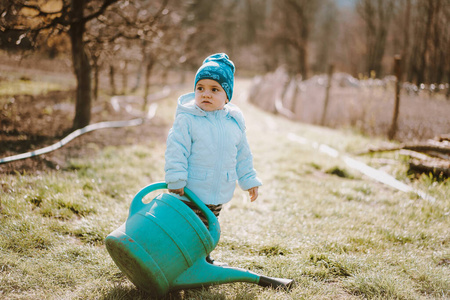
196,87,204,91
212,88,219,92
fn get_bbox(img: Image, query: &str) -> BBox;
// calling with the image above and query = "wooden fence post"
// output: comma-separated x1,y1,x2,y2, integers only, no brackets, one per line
320,64,334,125
289,76,301,115
109,65,116,95
388,55,402,140
122,60,128,95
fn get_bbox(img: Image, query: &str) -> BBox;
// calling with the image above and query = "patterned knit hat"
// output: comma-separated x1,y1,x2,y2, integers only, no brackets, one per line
194,53,235,100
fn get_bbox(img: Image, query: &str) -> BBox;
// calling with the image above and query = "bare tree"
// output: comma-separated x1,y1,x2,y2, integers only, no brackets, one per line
313,0,338,74
2,0,448,102
357,0,395,77
86,0,171,98
401,0,411,81
388,0,449,85
0,0,171,129
430,0,447,84
266,0,322,78
1,0,119,129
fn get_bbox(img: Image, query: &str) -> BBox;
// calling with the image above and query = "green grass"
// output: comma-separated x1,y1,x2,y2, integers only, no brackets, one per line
0,79,449,299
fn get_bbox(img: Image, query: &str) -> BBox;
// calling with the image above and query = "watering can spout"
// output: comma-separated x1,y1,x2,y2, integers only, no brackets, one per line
173,259,259,289
173,258,295,291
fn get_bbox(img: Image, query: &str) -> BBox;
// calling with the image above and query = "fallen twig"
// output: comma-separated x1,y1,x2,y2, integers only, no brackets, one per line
357,137,450,177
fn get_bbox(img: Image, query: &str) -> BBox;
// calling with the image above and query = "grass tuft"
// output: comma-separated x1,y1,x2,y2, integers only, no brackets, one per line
344,270,416,300
325,166,353,179
258,245,289,257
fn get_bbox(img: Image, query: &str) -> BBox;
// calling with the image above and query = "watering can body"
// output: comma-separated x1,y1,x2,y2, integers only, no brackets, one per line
105,182,294,296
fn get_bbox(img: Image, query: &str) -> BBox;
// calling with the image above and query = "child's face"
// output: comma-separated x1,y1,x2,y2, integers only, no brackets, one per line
195,79,228,111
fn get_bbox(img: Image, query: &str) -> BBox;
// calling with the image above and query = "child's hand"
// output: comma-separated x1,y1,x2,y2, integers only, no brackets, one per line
169,188,184,196
248,187,259,202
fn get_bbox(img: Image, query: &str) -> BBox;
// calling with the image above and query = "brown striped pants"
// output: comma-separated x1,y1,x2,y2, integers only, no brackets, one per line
182,201,222,229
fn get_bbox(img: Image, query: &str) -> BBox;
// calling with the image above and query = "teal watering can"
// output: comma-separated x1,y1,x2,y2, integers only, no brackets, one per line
105,182,294,296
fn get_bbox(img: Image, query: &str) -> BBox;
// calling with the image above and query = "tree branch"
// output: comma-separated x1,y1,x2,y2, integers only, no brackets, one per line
21,3,65,17
357,142,450,156
83,0,119,23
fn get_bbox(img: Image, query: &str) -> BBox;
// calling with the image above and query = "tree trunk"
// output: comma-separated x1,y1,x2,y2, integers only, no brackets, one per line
359,0,394,77
416,0,434,84
401,0,411,81
299,5,309,79
320,64,334,126
109,65,116,95
447,68,450,99
143,58,155,111
122,60,128,95
70,0,92,129
132,40,147,92
431,0,443,83
92,56,100,101
373,25,388,76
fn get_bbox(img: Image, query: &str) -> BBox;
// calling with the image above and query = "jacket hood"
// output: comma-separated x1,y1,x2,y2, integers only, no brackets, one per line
176,92,246,131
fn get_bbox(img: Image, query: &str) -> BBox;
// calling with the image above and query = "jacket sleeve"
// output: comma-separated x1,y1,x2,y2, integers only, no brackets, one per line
164,114,191,189
236,132,262,191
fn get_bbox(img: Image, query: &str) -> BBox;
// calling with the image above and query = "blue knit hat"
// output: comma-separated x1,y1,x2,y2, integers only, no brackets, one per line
194,53,235,100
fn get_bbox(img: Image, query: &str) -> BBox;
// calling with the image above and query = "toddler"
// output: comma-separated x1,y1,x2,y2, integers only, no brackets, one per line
164,53,262,252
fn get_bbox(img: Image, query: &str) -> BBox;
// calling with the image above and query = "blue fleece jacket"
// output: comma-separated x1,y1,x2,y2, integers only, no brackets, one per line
164,92,262,205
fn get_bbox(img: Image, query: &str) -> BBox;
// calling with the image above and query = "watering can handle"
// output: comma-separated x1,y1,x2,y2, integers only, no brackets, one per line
128,181,220,244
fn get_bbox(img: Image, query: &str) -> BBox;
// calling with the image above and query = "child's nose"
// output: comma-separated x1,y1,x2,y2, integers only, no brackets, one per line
203,90,212,97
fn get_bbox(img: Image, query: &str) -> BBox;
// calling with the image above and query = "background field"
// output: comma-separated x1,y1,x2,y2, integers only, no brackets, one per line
1,65,449,299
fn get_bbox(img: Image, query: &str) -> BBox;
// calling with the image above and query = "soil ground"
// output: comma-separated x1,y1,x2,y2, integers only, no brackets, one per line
0,51,172,175
0,86,169,175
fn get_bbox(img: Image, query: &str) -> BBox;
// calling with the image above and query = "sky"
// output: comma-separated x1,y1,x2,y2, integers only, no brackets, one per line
336,0,356,8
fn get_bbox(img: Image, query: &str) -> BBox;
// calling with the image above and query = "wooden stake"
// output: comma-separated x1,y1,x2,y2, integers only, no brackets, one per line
388,55,402,140
320,64,334,126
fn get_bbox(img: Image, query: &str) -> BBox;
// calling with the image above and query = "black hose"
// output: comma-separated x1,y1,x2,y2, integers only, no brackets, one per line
258,275,295,290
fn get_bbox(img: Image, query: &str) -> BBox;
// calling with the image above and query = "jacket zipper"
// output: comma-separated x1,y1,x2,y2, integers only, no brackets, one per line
213,111,225,204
